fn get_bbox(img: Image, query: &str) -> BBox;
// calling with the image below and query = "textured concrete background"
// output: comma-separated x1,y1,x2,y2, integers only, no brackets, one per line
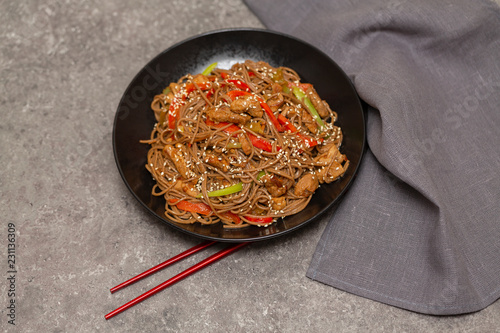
1,0,499,332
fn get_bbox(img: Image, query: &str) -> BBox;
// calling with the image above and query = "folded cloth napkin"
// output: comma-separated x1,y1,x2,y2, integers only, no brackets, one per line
244,0,500,315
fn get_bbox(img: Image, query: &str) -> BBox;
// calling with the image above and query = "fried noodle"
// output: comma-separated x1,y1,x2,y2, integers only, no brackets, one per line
141,60,349,228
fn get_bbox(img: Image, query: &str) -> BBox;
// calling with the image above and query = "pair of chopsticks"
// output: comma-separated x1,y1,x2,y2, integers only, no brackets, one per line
105,241,249,320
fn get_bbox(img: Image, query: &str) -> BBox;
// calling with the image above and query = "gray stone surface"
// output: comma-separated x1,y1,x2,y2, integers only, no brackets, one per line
0,0,499,332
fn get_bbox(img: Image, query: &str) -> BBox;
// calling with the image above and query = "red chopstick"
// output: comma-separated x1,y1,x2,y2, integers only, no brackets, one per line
105,242,249,320
110,240,217,293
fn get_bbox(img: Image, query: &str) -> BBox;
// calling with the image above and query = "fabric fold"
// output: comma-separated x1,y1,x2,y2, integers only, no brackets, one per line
244,0,500,314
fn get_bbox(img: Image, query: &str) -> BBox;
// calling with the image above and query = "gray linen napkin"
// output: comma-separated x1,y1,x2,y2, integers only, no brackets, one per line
244,0,500,314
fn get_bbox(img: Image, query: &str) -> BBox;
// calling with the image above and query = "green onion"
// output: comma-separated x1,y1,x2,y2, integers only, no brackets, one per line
272,68,284,83
272,68,291,94
257,170,266,180
292,86,325,130
281,84,291,94
226,142,242,149
162,86,171,95
196,182,243,198
245,121,264,135
202,62,218,76
303,97,325,129
292,86,306,99
158,110,167,126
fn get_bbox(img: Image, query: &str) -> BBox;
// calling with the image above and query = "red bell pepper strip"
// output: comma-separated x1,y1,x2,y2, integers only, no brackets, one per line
206,119,275,152
260,100,284,132
226,90,284,132
277,114,297,132
220,211,241,224
169,199,212,215
226,79,251,92
205,119,241,136
206,88,215,99
277,114,321,148
299,83,312,91
168,97,184,129
247,133,273,152
297,133,321,148
219,72,252,91
226,90,249,100
169,199,242,224
185,81,211,94
245,216,273,224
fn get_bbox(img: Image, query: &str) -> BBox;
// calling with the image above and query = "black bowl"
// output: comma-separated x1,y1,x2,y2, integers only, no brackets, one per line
113,28,365,242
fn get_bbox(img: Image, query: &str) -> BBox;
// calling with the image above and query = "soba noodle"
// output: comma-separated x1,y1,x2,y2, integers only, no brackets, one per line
141,60,349,228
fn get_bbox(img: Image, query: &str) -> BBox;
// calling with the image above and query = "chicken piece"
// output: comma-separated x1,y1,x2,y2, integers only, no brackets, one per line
271,83,283,94
281,105,298,118
315,144,341,165
230,95,263,118
266,93,284,112
173,180,200,197
261,174,288,197
321,143,339,156
206,106,250,125
238,133,252,155
305,86,329,118
294,173,319,197
173,180,183,191
204,152,230,172
314,144,349,183
271,197,286,211
316,156,349,183
301,109,318,134
163,144,193,179
192,74,211,88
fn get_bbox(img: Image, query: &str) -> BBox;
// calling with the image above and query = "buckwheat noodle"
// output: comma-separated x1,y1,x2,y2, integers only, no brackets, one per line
141,60,348,228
